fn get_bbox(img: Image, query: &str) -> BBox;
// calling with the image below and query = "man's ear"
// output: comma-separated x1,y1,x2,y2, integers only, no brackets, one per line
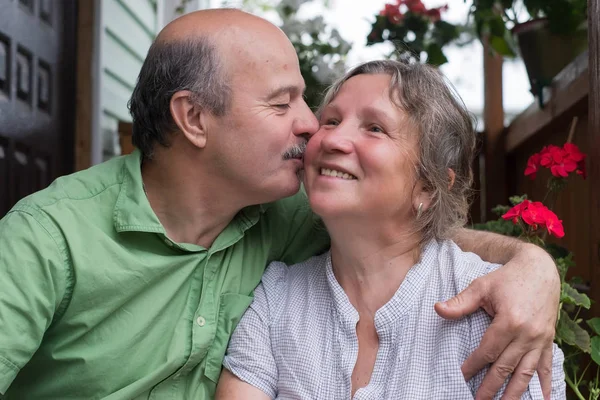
170,90,207,149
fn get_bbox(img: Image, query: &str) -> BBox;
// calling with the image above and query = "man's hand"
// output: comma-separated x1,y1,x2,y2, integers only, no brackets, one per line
435,243,560,400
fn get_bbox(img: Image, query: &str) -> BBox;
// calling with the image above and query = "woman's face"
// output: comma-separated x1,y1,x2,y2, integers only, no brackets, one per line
304,73,422,222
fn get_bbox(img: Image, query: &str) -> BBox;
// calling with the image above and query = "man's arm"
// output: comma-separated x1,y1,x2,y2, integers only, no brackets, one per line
452,227,534,264
0,210,68,394
438,228,560,400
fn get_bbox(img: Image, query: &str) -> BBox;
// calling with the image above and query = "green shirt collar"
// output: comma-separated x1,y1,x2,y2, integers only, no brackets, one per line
113,150,165,234
112,149,270,240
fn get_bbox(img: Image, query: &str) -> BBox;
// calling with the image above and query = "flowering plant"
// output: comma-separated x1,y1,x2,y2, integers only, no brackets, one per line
219,0,351,109
468,0,588,57
475,141,599,399
277,0,351,108
366,0,461,65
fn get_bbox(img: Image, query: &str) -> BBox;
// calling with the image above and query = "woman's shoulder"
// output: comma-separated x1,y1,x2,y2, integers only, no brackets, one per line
259,252,331,317
263,251,330,284
426,239,502,292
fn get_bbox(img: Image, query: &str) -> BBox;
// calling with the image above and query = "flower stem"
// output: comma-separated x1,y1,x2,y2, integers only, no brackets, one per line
565,373,587,400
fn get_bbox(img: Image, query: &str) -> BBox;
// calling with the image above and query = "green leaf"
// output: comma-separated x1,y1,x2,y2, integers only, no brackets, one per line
508,195,527,206
592,336,600,366
556,310,591,352
425,43,447,66
561,283,591,309
589,318,600,336
489,35,516,57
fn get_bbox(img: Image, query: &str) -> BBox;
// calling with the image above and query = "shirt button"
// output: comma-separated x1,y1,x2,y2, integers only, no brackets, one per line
164,238,173,247
196,316,206,327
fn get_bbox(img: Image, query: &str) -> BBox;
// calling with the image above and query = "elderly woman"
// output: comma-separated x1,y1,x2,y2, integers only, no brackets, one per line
215,60,565,399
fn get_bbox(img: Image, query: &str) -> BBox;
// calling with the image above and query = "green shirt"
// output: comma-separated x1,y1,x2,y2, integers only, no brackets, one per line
0,150,329,399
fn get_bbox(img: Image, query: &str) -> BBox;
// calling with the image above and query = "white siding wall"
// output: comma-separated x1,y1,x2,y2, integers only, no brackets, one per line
95,0,218,162
98,0,157,160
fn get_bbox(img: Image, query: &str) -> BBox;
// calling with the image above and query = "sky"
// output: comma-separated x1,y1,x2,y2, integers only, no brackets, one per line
215,0,535,123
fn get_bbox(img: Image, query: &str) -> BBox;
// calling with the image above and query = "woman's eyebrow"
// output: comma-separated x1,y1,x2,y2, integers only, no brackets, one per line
360,105,394,125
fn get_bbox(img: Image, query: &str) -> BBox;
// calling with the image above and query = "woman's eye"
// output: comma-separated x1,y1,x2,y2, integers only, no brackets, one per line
369,125,384,133
323,119,339,126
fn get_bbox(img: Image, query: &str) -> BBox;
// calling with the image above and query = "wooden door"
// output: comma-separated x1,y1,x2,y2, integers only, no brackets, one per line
0,0,76,217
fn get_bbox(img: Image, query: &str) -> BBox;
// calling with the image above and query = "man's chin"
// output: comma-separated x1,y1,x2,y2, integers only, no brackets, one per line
258,178,302,203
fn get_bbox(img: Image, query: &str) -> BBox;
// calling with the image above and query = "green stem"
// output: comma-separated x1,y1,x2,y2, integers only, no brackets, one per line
574,307,582,322
565,373,587,400
577,361,592,386
564,350,583,361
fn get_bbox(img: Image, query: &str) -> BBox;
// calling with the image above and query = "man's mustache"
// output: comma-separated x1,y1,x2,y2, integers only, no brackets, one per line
283,142,307,160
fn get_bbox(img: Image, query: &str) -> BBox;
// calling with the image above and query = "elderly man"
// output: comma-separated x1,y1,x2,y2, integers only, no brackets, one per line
0,9,558,400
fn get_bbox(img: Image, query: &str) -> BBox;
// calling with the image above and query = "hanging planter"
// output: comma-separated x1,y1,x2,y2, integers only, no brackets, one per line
513,18,588,101
470,0,588,105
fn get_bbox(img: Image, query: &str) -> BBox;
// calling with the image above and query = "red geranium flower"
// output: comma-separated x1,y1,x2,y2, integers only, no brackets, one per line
563,143,585,163
521,201,547,228
401,0,427,14
502,200,529,224
524,153,541,180
564,143,587,179
425,5,448,21
534,143,586,179
539,145,562,168
544,211,565,238
380,3,403,23
502,200,565,238
550,157,577,178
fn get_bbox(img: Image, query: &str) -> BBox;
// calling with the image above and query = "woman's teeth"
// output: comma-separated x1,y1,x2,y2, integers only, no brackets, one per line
320,168,356,180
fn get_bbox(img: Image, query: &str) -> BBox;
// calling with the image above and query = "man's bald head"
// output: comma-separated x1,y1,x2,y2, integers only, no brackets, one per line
158,8,287,45
128,9,297,158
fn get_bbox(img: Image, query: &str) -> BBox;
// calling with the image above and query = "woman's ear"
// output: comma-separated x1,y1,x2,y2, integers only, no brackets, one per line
413,182,433,216
170,90,208,149
448,168,456,190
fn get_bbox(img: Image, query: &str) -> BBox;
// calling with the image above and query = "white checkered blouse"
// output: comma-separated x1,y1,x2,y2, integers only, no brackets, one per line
223,239,565,399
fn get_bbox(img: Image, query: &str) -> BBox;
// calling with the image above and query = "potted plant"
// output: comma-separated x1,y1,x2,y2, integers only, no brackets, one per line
366,0,461,66
469,0,588,98
474,138,600,399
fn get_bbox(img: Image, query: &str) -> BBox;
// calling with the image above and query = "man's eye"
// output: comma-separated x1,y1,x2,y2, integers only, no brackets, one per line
274,104,291,109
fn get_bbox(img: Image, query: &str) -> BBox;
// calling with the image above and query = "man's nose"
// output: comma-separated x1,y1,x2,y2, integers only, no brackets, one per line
293,103,319,139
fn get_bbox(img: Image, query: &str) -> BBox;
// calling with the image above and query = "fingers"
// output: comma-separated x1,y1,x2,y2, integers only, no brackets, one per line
473,342,524,399
536,345,553,400
435,277,487,320
466,329,550,400
462,319,513,381
498,349,540,400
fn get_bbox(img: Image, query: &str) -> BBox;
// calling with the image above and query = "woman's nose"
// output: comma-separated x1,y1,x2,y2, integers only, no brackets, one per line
319,124,353,154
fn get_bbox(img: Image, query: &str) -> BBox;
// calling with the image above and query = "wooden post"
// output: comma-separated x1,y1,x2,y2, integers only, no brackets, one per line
74,0,95,171
589,0,600,313
482,37,506,220
118,121,135,155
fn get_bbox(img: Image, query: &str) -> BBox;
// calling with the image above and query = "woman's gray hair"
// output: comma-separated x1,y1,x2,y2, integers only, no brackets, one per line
319,60,476,243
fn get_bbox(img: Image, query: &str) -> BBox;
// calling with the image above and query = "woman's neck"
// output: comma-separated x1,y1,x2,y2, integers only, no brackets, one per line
326,217,422,317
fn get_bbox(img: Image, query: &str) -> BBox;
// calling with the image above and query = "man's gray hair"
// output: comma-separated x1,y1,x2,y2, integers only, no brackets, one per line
128,36,231,158
319,60,476,243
